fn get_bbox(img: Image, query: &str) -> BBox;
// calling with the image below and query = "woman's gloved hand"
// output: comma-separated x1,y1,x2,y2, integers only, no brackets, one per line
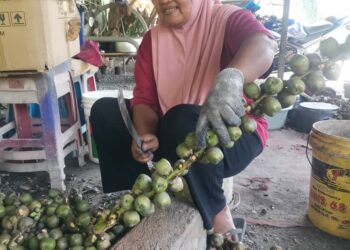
196,68,245,148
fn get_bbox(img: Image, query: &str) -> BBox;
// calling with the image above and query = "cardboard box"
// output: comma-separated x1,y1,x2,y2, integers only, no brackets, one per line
0,0,81,72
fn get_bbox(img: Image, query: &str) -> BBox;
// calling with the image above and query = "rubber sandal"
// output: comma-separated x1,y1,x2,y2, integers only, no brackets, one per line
226,217,246,242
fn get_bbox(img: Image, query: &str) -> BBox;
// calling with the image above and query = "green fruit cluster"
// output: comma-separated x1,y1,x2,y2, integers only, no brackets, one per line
0,190,116,250
287,33,350,95
244,76,288,116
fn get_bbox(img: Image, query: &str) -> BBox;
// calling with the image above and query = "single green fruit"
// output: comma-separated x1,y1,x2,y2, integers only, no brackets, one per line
277,90,297,108
46,204,58,216
83,234,97,247
198,155,210,164
176,143,192,159
206,147,224,165
139,203,155,217
123,210,141,228
29,200,42,212
0,234,11,245
263,76,284,95
18,217,34,231
210,233,224,247
244,82,261,99
99,232,111,242
45,215,60,229
112,224,125,236
17,205,29,217
40,238,56,250
1,215,17,230
262,96,282,117
54,195,64,204
5,205,16,215
225,141,235,148
240,116,257,134
227,126,242,141
289,54,310,75
322,62,341,80
169,177,184,193
120,194,135,210
40,198,53,207
152,176,168,193
11,246,25,250
55,204,71,219
19,193,33,205
70,246,84,250
132,174,152,194
56,237,68,250
320,37,340,58
36,228,49,241
108,232,116,242
76,212,91,228
49,228,63,241
154,158,173,177
154,192,171,209
28,236,39,250
75,200,89,213
304,72,326,93
134,195,152,214
286,77,305,95
184,132,198,149
70,234,83,247
0,205,6,218
48,189,60,199
96,239,111,250
4,193,17,206
206,130,219,147
85,247,97,250
305,53,322,70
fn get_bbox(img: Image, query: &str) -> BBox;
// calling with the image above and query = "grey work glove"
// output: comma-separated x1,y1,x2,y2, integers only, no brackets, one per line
196,68,245,148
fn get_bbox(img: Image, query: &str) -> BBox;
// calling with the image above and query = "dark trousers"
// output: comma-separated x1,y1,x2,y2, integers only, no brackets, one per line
90,98,263,229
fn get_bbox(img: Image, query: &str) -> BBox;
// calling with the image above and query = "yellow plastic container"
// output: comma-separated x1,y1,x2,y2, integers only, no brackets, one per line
308,120,350,239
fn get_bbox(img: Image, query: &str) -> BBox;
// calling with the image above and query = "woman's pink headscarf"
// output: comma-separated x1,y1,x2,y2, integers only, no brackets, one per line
151,0,240,114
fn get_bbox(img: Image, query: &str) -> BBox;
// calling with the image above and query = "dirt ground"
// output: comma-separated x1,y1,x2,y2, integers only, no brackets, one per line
0,128,349,249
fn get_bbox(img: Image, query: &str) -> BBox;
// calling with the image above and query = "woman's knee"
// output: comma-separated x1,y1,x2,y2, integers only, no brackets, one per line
158,104,200,142
163,104,201,122
90,97,124,128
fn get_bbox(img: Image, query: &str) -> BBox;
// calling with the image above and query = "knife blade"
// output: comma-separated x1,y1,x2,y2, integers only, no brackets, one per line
117,89,154,171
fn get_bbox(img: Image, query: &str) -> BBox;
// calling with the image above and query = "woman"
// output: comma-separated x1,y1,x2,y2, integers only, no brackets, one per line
91,0,276,243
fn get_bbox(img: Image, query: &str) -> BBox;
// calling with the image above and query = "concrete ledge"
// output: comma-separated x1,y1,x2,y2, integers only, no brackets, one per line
112,198,207,250
112,177,233,249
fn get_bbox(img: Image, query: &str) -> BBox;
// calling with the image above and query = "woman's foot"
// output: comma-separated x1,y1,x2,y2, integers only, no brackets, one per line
212,205,237,238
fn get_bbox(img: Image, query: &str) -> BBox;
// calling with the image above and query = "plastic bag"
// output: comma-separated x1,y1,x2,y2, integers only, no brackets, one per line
74,40,103,67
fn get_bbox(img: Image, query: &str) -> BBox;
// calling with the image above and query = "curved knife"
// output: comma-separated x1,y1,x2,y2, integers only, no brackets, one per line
117,89,154,171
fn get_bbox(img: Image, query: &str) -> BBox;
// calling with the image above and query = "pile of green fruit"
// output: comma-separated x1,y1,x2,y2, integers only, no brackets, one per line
0,75,297,250
285,33,350,96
